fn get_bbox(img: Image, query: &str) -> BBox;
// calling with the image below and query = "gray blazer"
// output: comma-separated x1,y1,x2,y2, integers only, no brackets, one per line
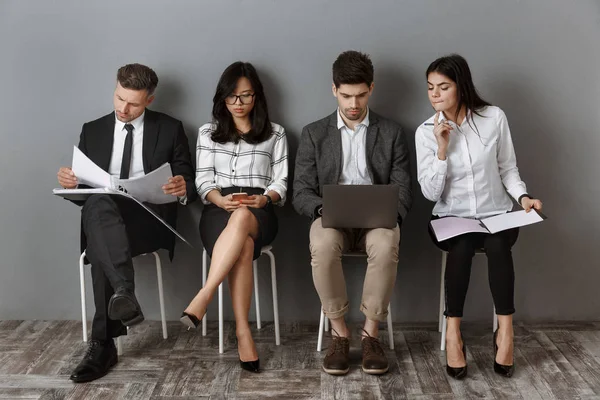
292,110,412,223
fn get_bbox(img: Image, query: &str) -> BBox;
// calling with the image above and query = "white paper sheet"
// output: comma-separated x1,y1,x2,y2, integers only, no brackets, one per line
430,217,489,242
71,146,112,188
481,210,545,234
113,163,175,204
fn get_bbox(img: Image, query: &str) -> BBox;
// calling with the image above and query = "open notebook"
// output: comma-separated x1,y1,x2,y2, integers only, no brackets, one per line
53,147,190,246
430,210,547,242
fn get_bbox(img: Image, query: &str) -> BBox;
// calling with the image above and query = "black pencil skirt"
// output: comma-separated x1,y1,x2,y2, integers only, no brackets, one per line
200,186,278,260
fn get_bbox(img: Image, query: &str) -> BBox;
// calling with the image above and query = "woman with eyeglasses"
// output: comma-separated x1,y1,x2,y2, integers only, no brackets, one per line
415,54,543,380
181,62,288,373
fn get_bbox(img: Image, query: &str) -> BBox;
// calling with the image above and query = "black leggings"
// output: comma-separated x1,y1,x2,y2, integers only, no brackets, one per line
429,217,519,318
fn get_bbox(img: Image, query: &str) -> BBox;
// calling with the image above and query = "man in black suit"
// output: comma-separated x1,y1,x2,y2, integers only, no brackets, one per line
57,63,196,383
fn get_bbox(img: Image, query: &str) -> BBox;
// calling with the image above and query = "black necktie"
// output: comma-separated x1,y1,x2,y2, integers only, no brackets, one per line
119,123,134,179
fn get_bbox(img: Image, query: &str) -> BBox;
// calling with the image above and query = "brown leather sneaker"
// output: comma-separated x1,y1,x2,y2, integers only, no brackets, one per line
361,335,389,375
323,336,350,375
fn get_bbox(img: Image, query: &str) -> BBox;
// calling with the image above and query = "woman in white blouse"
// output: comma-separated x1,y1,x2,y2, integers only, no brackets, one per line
181,62,288,373
415,54,542,380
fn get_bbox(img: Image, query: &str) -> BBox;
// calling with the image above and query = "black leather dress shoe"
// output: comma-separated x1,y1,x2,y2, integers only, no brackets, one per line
493,329,515,377
69,339,118,383
108,287,144,326
239,358,260,373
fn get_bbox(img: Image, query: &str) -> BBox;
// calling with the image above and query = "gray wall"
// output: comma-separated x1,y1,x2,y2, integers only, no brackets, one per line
1,0,598,323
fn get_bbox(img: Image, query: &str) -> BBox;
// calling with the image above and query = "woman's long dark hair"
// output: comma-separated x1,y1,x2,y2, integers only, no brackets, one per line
211,61,272,144
426,54,491,131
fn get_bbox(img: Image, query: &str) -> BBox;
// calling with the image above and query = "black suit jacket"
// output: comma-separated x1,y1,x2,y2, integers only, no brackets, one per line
77,109,197,258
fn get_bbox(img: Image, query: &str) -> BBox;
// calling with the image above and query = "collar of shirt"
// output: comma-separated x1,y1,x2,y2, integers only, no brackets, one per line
337,108,370,131
437,109,472,127
114,111,145,133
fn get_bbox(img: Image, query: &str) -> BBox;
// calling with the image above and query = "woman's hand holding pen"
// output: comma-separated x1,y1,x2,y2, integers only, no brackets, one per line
432,112,452,160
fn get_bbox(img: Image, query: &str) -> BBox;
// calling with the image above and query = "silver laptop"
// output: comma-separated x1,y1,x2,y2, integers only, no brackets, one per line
321,185,399,229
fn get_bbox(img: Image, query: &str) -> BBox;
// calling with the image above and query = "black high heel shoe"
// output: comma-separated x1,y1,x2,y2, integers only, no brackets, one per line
493,329,514,377
236,337,260,373
180,312,201,330
239,358,260,373
446,342,468,380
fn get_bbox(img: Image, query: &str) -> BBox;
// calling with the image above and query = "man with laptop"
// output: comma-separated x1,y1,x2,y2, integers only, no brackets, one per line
293,50,412,375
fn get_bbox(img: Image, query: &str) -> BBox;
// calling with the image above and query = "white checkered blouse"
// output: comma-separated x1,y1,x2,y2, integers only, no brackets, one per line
195,122,288,205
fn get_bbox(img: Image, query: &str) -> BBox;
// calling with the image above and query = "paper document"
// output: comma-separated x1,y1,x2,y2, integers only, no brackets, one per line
54,147,190,246
480,210,545,234
430,210,546,242
112,163,176,204
71,146,175,204
72,146,112,188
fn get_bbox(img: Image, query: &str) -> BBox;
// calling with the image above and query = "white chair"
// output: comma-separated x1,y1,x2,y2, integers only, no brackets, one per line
201,245,280,354
79,250,168,356
438,249,498,351
316,252,395,352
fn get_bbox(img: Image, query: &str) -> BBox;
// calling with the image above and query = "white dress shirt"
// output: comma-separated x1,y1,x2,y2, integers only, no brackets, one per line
337,108,373,185
109,112,145,178
195,122,289,205
415,106,528,218
108,111,187,204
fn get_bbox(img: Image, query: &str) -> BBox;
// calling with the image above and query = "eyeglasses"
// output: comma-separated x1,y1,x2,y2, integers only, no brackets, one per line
225,93,255,105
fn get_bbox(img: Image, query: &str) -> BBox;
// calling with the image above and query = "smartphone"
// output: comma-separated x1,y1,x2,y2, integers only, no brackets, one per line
231,192,249,201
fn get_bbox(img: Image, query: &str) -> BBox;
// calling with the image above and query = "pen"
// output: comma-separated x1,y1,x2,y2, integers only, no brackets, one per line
424,123,434,126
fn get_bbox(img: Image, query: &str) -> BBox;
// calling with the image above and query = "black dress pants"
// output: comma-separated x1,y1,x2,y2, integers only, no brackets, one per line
82,194,167,340
429,217,519,318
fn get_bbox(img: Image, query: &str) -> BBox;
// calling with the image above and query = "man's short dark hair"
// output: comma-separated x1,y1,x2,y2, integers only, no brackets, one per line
332,50,374,88
117,63,159,95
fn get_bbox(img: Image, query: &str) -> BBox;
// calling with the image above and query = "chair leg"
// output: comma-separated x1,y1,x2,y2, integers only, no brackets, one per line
317,309,325,352
79,252,88,343
218,283,224,354
153,252,167,339
324,316,329,332
117,336,123,356
440,251,449,351
265,250,280,346
253,259,261,330
202,250,208,337
438,251,447,333
387,302,394,350
441,315,448,351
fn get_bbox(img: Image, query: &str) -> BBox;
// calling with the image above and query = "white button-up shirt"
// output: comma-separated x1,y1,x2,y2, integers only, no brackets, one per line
109,112,145,178
337,108,373,185
415,106,527,218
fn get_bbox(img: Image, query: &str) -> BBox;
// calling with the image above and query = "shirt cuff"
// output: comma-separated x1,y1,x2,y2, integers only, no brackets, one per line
199,185,221,205
264,186,286,206
508,184,528,204
517,193,531,206
313,205,323,219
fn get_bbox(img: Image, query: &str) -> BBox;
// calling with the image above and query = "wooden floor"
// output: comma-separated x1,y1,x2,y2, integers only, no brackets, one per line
1,321,600,399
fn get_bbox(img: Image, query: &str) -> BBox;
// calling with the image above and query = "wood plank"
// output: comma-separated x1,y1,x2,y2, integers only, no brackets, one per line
237,369,320,398
0,388,44,399
0,375,73,390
